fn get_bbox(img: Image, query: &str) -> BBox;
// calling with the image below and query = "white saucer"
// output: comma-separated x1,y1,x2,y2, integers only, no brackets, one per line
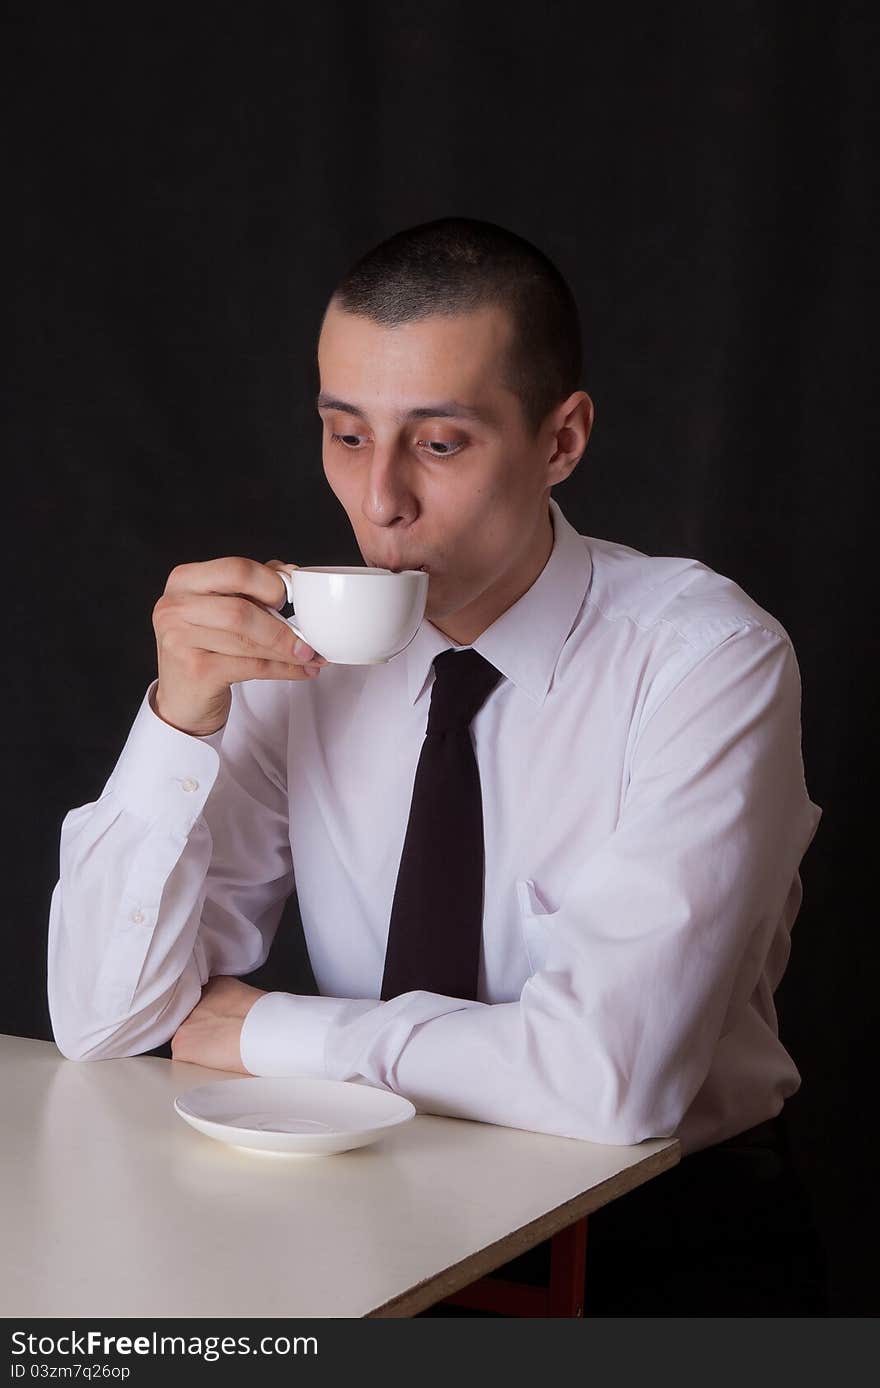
174,1076,416,1156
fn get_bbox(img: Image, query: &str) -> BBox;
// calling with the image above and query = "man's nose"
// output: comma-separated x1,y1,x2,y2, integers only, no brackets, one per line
361,445,416,525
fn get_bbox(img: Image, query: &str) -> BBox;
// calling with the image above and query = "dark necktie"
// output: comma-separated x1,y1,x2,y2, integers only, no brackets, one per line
380,647,506,1002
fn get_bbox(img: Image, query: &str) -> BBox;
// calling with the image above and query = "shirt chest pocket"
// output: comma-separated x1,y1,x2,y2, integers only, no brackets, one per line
515,878,560,975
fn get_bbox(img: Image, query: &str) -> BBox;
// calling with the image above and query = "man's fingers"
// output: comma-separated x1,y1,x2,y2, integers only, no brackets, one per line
166,556,289,608
166,594,309,660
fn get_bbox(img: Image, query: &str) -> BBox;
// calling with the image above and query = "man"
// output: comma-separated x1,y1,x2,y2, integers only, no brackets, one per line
47,217,828,1313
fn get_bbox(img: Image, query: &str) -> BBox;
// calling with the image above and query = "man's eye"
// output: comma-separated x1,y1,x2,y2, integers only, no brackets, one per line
418,440,463,457
329,432,463,458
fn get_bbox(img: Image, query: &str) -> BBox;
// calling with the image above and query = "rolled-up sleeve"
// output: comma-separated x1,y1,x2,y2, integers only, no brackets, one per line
239,623,822,1145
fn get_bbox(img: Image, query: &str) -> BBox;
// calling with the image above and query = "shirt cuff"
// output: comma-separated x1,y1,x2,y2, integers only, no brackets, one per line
239,992,381,1077
106,678,225,831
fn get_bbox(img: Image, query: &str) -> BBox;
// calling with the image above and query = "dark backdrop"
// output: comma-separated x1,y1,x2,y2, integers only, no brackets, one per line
5,4,874,1314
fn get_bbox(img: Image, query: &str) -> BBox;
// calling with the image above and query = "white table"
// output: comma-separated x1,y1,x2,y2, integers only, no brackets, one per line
1,1034,679,1318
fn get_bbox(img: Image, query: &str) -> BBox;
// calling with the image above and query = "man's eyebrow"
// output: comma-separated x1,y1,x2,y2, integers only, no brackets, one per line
315,393,494,425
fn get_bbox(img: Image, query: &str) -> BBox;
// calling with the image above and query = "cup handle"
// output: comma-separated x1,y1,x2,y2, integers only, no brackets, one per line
262,568,309,646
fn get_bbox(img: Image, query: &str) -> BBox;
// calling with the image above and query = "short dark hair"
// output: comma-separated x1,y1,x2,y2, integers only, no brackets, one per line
324,217,583,438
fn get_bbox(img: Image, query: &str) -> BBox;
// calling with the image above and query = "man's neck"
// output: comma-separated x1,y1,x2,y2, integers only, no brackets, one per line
432,502,555,645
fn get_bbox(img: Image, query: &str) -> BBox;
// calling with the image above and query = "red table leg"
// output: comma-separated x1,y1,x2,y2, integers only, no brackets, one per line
438,1216,588,1317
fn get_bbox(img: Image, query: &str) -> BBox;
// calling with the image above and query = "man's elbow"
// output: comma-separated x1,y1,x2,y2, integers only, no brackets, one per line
583,1114,673,1147
53,1041,97,1062
48,1001,170,1062
554,1105,670,1147
47,967,199,1063
50,1026,137,1062
545,1066,680,1147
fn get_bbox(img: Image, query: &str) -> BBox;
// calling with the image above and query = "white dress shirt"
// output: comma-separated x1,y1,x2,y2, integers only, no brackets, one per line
47,494,823,1156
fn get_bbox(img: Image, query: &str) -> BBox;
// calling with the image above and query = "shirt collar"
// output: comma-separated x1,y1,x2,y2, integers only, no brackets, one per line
403,494,592,709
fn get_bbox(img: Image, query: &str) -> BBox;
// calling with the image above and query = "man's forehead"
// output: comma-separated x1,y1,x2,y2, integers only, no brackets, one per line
319,301,511,362
317,304,513,421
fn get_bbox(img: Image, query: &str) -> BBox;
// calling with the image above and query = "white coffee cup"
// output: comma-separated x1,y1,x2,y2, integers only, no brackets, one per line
263,566,430,665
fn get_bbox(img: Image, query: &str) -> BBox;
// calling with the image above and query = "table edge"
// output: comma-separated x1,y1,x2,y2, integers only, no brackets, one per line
366,1138,681,1318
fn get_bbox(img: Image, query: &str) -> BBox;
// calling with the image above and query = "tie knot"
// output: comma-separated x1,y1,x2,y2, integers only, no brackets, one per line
426,648,505,735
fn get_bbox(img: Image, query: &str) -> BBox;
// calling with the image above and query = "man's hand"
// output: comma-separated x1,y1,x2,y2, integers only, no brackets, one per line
171,975,268,1073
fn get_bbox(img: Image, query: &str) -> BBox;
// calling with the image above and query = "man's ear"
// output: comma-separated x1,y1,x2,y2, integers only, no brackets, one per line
547,391,593,480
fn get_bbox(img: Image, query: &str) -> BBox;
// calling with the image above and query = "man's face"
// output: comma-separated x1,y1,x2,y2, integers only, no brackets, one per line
316,301,588,641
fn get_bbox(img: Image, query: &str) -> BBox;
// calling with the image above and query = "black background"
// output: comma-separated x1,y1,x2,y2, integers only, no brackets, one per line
5,4,874,1313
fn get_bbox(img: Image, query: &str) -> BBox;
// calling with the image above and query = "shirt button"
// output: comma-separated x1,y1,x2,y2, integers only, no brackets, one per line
130,909,146,924
181,778,199,793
